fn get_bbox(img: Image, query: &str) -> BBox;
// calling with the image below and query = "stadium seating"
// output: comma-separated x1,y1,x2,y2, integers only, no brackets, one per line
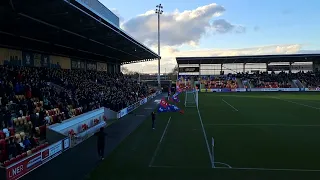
0,65,155,167
201,75,238,89
238,72,291,88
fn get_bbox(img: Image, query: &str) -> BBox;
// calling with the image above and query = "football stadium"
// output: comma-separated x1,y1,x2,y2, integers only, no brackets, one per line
1,1,320,180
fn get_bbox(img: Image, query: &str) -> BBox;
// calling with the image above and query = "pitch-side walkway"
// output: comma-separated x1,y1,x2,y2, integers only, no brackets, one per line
22,94,164,180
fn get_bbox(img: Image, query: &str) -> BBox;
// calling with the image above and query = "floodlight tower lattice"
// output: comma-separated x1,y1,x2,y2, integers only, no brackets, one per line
155,4,163,89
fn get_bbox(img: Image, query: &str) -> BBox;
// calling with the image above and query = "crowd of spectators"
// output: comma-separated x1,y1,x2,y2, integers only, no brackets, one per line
237,71,320,88
0,65,155,167
237,72,292,88
201,74,238,89
295,71,320,88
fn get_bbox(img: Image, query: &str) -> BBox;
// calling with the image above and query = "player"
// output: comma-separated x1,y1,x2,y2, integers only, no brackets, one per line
95,127,108,160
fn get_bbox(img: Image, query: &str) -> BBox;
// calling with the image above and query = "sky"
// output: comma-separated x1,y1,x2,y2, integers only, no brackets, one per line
100,0,320,73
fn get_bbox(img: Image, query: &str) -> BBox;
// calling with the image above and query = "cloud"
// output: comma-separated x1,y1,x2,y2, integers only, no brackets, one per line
123,44,308,73
253,26,260,32
211,19,246,34
297,50,320,54
110,8,124,23
121,3,244,46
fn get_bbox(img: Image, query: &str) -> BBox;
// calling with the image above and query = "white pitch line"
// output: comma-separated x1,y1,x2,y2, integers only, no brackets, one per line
273,97,320,110
196,106,213,168
215,167,320,172
149,165,209,169
205,124,320,127
149,116,172,167
150,165,320,172
214,162,232,168
222,99,238,111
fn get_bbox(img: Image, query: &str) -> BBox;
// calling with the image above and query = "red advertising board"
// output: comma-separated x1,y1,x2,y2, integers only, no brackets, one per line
6,152,42,180
5,139,66,180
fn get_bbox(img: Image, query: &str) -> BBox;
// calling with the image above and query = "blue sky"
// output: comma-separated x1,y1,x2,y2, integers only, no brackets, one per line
100,0,320,73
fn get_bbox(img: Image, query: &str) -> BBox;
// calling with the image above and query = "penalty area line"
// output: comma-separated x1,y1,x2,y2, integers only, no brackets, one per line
150,166,320,172
204,124,320,127
196,105,213,168
215,167,320,172
214,162,232,168
222,99,238,111
148,116,172,167
272,97,320,110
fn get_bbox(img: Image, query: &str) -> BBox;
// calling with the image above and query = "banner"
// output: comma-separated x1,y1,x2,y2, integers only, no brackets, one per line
97,62,107,72
71,60,80,69
117,91,162,119
291,64,313,71
118,108,128,118
178,67,200,73
267,65,290,71
6,152,42,180
22,52,34,67
6,139,64,180
221,88,231,92
305,88,320,91
140,98,147,105
199,88,303,92
41,141,63,164
41,55,50,67
86,62,97,71
71,59,85,70
63,137,70,152
211,89,222,92
126,105,134,113
33,53,41,67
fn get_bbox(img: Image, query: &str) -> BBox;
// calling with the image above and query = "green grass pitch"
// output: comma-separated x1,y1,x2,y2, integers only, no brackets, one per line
88,92,320,180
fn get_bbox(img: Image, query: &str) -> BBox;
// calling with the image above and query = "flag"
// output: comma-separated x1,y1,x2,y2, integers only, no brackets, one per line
158,99,170,113
158,98,184,114
169,95,180,103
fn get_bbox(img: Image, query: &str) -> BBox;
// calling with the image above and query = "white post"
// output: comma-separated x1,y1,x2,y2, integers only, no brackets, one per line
212,137,215,168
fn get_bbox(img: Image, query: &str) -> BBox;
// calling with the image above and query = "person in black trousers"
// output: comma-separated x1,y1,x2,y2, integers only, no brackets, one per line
151,111,156,130
95,127,107,160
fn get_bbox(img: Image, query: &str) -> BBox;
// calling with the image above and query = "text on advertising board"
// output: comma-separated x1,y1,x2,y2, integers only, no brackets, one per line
6,152,42,180
42,141,63,163
6,140,63,180
178,67,200,73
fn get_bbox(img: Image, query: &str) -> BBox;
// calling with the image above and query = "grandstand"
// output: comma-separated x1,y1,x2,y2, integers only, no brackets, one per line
0,1,161,180
176,54,320,91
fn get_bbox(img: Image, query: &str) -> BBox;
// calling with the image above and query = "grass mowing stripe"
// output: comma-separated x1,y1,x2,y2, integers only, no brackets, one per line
272,97,320,110
196,106,213,168
149,116,172,167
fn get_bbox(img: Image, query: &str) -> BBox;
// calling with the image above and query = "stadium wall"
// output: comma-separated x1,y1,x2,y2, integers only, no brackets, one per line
0,47,119,72
0,48,22,65
50,56,71,69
